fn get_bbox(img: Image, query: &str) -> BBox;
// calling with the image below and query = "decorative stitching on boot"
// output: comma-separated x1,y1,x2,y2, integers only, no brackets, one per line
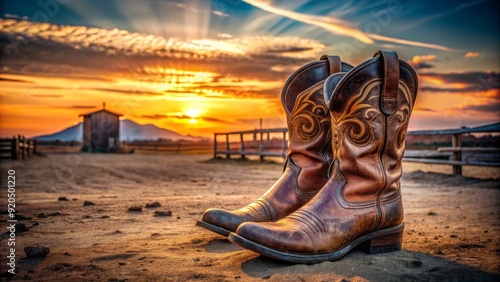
288,210,326,234
288,83,329,143
300,209,327,233
253,196,278,222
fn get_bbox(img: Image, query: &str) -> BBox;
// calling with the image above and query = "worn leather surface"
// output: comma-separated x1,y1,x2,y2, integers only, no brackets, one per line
235,51,418,254
200,56,354,233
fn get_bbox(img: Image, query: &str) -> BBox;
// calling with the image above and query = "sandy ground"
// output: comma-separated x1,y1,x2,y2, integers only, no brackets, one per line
0,153,499,282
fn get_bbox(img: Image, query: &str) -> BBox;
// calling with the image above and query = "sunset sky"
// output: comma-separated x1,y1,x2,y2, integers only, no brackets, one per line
0,0,499,138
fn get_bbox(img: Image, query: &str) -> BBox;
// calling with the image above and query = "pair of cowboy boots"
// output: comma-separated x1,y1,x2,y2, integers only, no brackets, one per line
197,50,418,263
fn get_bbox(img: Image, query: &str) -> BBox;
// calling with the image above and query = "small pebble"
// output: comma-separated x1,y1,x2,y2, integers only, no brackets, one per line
15,223,29,234
24,246,50,258
83,201,95,206
128,206,142,212
145,202,161,208
154,210,172,217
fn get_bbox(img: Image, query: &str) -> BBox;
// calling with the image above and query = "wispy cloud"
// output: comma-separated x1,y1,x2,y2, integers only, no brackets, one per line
61,105,98,109
30,94,63,98
420,71,499,86
408,54,437,70
0,77,33,83
367,34,451,51
416,108,438,112
83,88,164,96
395,0,485,34
243,0,373,44
410,55,437,63
462,102,500,113
465,51,480,58
213,10,229,17
420,86,478,93
242,0,453,51
0,19,324,60
140,114,229,123
410,62,435,71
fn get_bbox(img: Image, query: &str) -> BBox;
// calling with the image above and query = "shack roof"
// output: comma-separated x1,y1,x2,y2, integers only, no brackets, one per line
79,109,123,117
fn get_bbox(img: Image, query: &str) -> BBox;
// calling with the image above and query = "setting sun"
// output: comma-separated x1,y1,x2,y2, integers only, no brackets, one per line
184,109,202,118
185,108,202,124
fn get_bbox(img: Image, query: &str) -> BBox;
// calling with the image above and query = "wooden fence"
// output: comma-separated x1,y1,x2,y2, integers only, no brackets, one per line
0,135,37,160
404,122,500,175
213,128,288,162
214,122,500,174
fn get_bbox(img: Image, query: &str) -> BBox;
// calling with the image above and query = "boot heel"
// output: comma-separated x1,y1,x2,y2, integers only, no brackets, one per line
359,226,404,254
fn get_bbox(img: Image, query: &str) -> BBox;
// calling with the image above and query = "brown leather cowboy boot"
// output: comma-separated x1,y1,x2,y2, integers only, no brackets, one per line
229,50,418,263
196,55,353,236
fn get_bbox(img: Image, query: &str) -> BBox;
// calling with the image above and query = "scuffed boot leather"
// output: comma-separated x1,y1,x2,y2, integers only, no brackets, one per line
229,50,418,263
196,56,353,236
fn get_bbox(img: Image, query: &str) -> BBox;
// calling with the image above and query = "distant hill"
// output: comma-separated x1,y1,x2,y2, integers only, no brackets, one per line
32,119,207,142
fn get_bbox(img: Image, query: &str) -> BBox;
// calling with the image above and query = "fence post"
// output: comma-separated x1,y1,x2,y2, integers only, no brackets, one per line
33,139,37,155
226,134,230,159
213,133,217,159
259,131,264,162
266,132,270,150
451,133,462,175
11,138,18,160
26,139,30,158
240,133,245,159
22,136,26,159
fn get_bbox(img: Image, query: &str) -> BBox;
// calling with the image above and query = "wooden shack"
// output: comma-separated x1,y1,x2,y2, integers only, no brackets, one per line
79,104,122,152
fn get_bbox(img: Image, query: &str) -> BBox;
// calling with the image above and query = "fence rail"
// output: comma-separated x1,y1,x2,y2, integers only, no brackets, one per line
405,122,500,175
214,128,288,162
214,122,500,174
0,135,37,160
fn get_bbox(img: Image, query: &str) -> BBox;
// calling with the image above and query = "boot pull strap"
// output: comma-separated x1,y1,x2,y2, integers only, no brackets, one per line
320,55,341,75
374,50,399,115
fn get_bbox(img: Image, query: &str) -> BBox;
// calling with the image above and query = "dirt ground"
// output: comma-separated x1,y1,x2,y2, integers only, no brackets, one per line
0,153,499,282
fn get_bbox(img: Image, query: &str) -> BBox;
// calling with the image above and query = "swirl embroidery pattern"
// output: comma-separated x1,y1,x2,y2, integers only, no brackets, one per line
330,80,414,157
288,88,329,143
330,81,382,157
391,83,414,149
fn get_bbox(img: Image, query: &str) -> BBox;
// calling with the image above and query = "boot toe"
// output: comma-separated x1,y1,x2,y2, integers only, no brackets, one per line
201,208,244,233
236,221,314,253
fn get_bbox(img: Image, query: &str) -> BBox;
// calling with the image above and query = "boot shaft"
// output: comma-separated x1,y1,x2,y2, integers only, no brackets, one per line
281,56,353,191
324,51,418,204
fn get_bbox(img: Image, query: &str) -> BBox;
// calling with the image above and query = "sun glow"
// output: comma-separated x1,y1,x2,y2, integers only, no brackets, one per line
184,108,203,124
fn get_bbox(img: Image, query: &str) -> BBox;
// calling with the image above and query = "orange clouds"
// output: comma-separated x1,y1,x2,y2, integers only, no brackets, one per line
410,54,436,64
0,19,325,60
465,51,480,58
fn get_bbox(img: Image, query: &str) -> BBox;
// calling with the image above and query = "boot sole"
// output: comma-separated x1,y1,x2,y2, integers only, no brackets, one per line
228,222,404,263
196,220,231,237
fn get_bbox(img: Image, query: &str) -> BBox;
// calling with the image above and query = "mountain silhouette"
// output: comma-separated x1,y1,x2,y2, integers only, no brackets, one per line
32,119,206,142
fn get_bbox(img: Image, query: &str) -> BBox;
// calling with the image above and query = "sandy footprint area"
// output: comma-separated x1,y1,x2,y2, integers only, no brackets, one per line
0,153,499,281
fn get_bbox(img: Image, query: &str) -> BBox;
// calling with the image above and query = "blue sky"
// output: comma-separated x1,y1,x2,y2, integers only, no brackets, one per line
0,0,499,136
